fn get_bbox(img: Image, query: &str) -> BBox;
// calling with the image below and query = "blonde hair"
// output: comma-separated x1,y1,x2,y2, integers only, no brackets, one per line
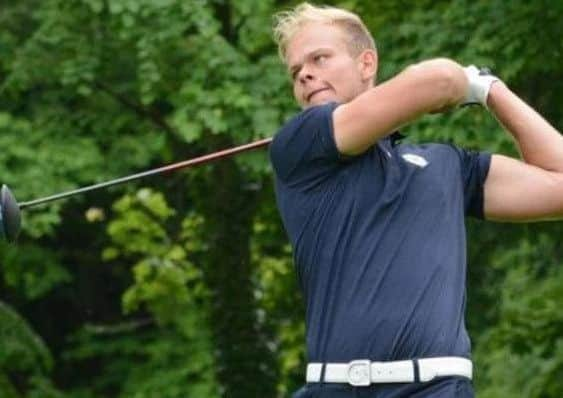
273,2,376,62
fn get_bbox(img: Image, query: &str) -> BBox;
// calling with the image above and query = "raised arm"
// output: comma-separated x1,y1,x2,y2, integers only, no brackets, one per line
484,82,563,221
333,59,468,156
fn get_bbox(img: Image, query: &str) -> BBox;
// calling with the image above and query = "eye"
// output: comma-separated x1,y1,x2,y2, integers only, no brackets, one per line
314,54,328,64
289,65,302,81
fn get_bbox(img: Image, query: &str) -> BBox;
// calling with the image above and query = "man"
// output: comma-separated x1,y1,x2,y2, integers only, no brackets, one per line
269,2,563,398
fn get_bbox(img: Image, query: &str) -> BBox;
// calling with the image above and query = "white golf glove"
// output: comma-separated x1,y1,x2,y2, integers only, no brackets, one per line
461,65,499,108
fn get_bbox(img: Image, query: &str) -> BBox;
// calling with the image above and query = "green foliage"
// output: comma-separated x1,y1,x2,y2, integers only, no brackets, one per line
70,188,220,396
3,0,289,394
63,321,219,398
0,301,65,397
0,302,52,372
105,189,175,258
252,202,305,395
105,188,207,325
474,234,563,397
0,373,19,398
1,243,71,300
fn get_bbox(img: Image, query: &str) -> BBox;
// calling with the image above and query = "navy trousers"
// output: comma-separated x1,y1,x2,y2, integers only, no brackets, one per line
292,377,473,398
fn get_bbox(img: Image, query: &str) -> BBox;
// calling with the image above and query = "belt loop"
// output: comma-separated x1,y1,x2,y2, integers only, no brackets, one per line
413,359,420,383
320,363,326,385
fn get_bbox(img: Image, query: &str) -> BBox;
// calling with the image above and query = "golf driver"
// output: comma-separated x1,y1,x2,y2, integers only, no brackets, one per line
0,137,272,244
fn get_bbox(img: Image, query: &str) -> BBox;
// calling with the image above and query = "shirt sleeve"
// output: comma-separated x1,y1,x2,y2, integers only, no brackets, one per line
453,147,492,219
270,103,340,187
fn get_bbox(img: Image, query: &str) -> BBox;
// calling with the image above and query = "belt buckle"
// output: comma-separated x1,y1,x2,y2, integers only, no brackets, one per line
347,360,371,386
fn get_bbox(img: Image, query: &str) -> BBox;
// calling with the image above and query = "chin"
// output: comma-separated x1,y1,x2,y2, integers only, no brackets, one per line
305,97,339,109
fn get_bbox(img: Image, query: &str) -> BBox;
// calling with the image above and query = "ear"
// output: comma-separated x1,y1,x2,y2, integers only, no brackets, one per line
357,49,378,83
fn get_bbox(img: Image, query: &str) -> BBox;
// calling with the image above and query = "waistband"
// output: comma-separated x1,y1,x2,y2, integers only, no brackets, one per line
306,357,472,387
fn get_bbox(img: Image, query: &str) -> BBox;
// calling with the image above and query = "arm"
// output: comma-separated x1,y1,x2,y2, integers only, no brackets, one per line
488,82,563,171
333,59,468,156
484,82,563,221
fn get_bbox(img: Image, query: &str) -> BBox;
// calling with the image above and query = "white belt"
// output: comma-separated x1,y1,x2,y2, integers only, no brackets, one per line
306,357,472,387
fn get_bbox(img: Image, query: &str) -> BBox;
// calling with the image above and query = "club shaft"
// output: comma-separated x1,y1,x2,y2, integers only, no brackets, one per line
19,137,272,209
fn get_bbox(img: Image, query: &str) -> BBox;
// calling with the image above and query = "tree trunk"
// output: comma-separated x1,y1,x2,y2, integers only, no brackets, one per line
198,156,277,397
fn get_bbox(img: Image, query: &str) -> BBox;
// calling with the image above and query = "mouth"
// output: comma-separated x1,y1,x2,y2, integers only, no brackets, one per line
306,88,330,102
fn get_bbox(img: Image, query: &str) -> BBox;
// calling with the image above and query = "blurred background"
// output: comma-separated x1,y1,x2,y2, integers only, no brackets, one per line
1,0,562,396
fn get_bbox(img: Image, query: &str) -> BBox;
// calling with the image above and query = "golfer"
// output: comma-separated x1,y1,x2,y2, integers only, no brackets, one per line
270,3,563,397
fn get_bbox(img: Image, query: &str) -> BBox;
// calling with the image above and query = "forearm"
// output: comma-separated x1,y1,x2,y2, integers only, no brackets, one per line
333,58,468,155
406,58,468,111
487,82,563,172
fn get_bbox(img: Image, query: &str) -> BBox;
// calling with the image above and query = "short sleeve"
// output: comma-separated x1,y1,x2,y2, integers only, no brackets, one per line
453,147,492,219
270,103,340,186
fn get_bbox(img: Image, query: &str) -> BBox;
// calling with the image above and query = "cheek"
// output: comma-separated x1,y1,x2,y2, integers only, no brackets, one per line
332,72,357,98
329,59,359,86
292,84,306,106
292,84,301,99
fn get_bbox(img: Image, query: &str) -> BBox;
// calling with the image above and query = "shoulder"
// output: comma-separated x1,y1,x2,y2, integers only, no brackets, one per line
273,102,339,146
270,103,341,176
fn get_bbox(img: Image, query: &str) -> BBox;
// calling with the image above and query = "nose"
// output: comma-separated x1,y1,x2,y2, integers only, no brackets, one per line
297,67,315,85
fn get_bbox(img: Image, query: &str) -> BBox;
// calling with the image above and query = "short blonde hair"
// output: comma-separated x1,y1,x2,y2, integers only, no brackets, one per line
273,2,376,62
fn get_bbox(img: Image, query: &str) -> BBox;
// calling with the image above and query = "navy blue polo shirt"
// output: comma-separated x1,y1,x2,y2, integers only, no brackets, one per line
270,103,491,364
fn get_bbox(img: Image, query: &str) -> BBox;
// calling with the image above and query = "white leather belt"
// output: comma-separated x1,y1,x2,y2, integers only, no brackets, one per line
306,357,472,387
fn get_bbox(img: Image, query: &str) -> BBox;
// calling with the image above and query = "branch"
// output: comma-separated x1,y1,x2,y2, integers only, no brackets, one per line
94,81,177,136
83,318,154,335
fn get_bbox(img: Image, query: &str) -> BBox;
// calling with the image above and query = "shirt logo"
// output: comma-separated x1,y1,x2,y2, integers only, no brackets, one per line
401,153,429,168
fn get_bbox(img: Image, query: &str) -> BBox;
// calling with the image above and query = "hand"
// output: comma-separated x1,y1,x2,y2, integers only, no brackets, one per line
461,65,500,108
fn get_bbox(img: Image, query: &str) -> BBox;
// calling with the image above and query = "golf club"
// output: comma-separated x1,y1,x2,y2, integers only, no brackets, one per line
0,137,272,244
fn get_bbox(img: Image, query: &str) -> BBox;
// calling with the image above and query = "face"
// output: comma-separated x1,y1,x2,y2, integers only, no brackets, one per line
286,22,376,109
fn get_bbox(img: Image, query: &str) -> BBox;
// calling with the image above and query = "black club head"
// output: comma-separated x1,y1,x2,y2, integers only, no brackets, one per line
1,184,21,243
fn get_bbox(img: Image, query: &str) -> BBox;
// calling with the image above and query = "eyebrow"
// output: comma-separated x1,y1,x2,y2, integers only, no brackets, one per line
288,48,332,76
